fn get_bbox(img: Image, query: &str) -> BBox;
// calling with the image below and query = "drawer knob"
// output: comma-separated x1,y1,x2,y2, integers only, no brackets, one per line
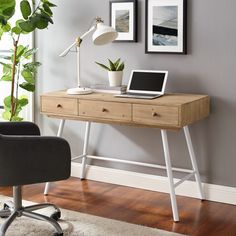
102,108,108,112
152,112,159,117
57,104,62,108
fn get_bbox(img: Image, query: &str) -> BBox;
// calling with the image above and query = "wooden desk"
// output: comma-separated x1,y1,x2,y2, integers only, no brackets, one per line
40,91,210,221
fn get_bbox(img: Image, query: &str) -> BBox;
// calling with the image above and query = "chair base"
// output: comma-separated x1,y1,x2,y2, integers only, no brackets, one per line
0,186,63,236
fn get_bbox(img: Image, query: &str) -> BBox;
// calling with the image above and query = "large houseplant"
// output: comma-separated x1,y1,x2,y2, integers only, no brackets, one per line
0,0,56,121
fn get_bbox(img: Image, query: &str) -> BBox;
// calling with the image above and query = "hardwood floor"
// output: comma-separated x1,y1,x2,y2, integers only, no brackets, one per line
0,177,236,236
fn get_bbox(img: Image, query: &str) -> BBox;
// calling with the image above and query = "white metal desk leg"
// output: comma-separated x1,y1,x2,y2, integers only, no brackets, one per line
183,126,205,200
161,129,179,222
44,119,66,195
80,121,91,180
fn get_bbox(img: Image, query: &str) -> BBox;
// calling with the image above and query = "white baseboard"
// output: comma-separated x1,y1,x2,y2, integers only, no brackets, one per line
71,163,236,205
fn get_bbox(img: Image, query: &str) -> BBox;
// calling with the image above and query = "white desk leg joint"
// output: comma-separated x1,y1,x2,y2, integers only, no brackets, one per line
80,121,91,180
161,129,179,222
44,119,66,195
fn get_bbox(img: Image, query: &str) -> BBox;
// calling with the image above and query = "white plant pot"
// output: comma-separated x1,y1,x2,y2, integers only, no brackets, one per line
108,71,123,87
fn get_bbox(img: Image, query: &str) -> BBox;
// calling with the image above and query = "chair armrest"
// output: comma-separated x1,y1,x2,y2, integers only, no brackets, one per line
0,135,71,186
0,122,40,136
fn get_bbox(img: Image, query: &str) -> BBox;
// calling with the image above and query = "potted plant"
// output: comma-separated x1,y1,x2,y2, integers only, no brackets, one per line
95,58,124,87
0,0,56,121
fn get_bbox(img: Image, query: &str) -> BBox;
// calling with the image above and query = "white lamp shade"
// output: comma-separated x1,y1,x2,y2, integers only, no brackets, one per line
93,23,118,45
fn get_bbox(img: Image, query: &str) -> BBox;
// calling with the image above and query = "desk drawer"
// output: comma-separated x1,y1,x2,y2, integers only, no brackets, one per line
79,100,131,121
133,104,179,126
41,97,78,115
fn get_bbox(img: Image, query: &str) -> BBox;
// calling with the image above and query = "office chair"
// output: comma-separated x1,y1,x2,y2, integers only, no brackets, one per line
0,122,71,236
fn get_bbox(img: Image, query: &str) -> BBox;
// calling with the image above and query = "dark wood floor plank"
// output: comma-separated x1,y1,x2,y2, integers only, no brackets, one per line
1,177,236,236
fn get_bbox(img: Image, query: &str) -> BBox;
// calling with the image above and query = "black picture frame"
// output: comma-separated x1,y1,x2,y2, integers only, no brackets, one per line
110,0,138,42
145,0,187,54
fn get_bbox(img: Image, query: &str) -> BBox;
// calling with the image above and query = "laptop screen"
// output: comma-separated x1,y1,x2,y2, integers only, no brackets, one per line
128,70,168,94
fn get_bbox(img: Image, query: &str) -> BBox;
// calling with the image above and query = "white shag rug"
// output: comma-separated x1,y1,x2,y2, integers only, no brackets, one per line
0,195,185,236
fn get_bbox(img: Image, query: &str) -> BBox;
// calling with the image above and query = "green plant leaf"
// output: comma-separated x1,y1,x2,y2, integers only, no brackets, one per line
35,16,48,29
23,47,38,58
14,103,22,115
3,105,10,111
117,62,124,71
18,97,28,107
17,45,27,58
23,61,41,72
21,69,35,83
95,62,111,71
0,26,3,39
43,1,57,7
2,111,11,120
43,3,52,16
11,116,24,121
19,82,35,91
16,19,24,27
3,96,12,108
1,74,12,81
0,17,7,26
108,59,116,71
15,19,28,34
114,58,121,69
3,63,12,74
2,6,15,19
12,26,21,34
12,45,28,64
40,10,53,24
2,22,11,32
0,0,16,20
20,0,31,20
19,20,35,32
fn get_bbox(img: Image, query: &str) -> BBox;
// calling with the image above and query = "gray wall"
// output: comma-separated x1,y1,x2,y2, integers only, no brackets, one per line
36,0,236,187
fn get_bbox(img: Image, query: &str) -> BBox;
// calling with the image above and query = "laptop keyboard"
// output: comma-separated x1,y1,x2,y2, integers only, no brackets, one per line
115,93,162,99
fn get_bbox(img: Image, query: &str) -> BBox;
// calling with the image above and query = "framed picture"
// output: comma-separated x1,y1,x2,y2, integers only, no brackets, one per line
145,0,187,54
110,0,138,42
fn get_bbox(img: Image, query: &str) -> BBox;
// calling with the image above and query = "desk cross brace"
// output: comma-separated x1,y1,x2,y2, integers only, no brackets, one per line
44,119,205,222
72,154,194,173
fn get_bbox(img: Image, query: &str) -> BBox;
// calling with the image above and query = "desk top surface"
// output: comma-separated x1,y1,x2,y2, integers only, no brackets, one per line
42,90,209,106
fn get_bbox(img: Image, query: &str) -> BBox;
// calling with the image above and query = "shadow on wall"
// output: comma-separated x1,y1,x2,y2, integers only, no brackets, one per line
203,96,236,186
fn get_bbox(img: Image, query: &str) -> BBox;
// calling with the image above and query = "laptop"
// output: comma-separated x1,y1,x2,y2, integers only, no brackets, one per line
115,70,168,99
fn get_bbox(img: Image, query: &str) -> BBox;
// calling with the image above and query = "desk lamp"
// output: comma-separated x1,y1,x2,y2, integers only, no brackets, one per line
60,17,118,95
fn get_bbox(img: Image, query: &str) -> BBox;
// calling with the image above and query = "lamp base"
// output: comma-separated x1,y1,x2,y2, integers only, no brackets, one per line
67,87,93,95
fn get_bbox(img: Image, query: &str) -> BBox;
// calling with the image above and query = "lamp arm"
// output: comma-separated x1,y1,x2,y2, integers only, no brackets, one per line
59,25,96,58
59,41,77,57
80,25,96,41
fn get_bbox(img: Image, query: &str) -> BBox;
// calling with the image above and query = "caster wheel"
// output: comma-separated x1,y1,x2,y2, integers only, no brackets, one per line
53,233,63,236
0,204,10,218
50,210,61,221
3,204,10,210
